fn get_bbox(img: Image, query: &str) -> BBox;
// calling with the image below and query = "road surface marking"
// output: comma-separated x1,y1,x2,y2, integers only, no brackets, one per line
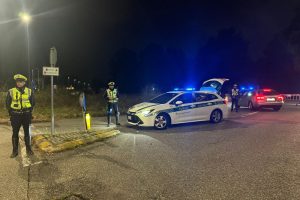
241,112,259,118
19,130,44,168
134,135,136,146
20,142,44,167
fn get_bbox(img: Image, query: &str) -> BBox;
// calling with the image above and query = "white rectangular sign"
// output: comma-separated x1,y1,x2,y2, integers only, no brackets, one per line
43,67,59,76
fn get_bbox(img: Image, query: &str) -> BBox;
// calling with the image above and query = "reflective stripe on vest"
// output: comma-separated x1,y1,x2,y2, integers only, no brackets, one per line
9,87,32,110
106,89,118,103
232,89,239,97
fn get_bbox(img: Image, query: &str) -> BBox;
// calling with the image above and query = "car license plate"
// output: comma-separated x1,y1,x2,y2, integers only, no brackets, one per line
267,98,275,102
128,115,132,120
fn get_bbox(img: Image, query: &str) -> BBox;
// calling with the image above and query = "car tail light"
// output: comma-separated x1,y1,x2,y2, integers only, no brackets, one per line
277,95,284,101
263,89,272,92
256,95,265,101
224,96,229,104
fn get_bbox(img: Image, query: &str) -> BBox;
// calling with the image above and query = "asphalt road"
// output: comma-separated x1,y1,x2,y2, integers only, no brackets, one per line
1,105,300,200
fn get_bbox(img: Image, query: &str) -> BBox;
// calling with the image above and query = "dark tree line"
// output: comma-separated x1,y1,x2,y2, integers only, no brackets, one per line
104,20,300,93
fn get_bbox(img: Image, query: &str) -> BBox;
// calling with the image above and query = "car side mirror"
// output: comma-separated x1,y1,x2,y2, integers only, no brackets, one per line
175,101,183,106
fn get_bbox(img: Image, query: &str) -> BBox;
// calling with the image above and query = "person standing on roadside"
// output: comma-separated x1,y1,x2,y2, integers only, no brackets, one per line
104,82,120,127
231,83,240,112
6,74,35,158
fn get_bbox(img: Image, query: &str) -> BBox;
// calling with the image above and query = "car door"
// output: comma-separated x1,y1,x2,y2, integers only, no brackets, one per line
239,92,248,107
239,91,252,107
194,93,219,121
169,93,197,124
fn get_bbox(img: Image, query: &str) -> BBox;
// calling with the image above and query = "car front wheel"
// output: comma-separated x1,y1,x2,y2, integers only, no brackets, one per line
154,114,170,130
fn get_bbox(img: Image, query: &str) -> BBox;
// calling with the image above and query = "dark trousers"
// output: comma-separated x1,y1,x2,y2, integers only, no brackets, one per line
231,98,239,112
107,102,120,124
10,113,32,151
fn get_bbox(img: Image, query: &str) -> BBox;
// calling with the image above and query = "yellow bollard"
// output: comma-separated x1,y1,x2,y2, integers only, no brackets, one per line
85,113,91,130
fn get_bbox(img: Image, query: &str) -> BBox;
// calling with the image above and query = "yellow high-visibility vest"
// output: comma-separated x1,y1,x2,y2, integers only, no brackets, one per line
106,89,118,103
232,89,239,97
9,87,32,110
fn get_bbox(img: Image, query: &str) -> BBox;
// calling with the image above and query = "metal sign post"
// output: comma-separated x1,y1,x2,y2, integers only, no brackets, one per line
49,47,57,134
79,92,87,131
43,47,59,134
79,92,91,131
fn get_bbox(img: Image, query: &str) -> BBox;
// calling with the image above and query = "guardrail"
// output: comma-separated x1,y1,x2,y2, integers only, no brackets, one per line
283,94,300,105
283,94,300,100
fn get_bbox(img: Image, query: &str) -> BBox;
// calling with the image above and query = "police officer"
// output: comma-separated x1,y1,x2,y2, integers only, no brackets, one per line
6,74,35,158
104,82,120,127
231,84,239,112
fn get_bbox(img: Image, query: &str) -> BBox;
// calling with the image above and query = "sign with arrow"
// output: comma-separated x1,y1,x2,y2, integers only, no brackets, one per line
43,67,59,76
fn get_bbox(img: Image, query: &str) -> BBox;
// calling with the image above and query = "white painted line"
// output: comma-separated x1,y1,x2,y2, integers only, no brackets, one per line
134,135,136,146
19,131,43,168
20,145,44,167
241,112,259,118
21,146,31,167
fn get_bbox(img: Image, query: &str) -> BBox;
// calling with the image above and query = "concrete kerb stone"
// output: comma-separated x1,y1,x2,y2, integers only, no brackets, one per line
32,129,120,153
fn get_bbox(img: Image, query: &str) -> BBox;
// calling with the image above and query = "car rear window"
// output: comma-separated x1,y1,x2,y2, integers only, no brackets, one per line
202,81,222,91
257,89,279,96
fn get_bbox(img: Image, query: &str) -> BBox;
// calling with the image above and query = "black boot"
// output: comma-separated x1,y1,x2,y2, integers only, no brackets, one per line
107,115,111,127
116,114,121,126
25,136,34,156
10,138,18,158
26,147,34,156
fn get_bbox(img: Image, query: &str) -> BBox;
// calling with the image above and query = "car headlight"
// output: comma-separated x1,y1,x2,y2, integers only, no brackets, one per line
137,109,155,117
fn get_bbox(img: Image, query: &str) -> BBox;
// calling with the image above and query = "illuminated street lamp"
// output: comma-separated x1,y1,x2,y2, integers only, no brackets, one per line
19,12,31,24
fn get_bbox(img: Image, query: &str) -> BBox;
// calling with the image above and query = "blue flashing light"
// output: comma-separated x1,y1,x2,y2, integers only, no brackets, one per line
173,87,196,91
186,87,195,91
249,86,254,90
241,87,246,90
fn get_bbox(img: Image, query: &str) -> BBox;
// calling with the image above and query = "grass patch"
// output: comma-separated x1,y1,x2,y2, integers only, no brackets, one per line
0,89,158,121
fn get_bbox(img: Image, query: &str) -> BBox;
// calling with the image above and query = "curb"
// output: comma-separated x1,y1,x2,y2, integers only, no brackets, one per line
32,129,120,153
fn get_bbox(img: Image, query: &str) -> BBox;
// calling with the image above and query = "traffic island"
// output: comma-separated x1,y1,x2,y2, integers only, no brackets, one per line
32,129,120,153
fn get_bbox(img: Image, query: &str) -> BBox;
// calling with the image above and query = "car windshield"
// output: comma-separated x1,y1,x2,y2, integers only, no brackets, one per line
149,93,178,104
202,81,222,91
258,89,279,96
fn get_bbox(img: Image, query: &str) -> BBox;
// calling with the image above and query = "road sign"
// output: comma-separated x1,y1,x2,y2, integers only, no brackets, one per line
43,67,59,76
50,47,57,67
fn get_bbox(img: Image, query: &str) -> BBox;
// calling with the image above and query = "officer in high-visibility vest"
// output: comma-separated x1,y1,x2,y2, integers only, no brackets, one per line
231,83,240,112
104,82,120,127
6,74,35,158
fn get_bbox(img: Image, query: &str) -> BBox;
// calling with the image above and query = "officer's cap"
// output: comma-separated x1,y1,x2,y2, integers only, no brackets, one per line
14,74,27,81
108,82,115,86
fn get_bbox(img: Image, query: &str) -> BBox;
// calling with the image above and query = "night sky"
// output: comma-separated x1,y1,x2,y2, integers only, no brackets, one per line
0,0,300,93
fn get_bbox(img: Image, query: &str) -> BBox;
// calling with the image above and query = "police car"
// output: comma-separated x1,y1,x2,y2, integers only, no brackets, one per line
127,90,229,129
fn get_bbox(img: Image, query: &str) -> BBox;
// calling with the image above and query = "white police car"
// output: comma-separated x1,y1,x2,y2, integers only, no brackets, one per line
127,90,228,129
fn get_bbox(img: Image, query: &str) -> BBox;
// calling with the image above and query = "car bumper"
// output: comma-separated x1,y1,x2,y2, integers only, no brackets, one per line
222,106,230,118
254,101,284,107
127,112,155,127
